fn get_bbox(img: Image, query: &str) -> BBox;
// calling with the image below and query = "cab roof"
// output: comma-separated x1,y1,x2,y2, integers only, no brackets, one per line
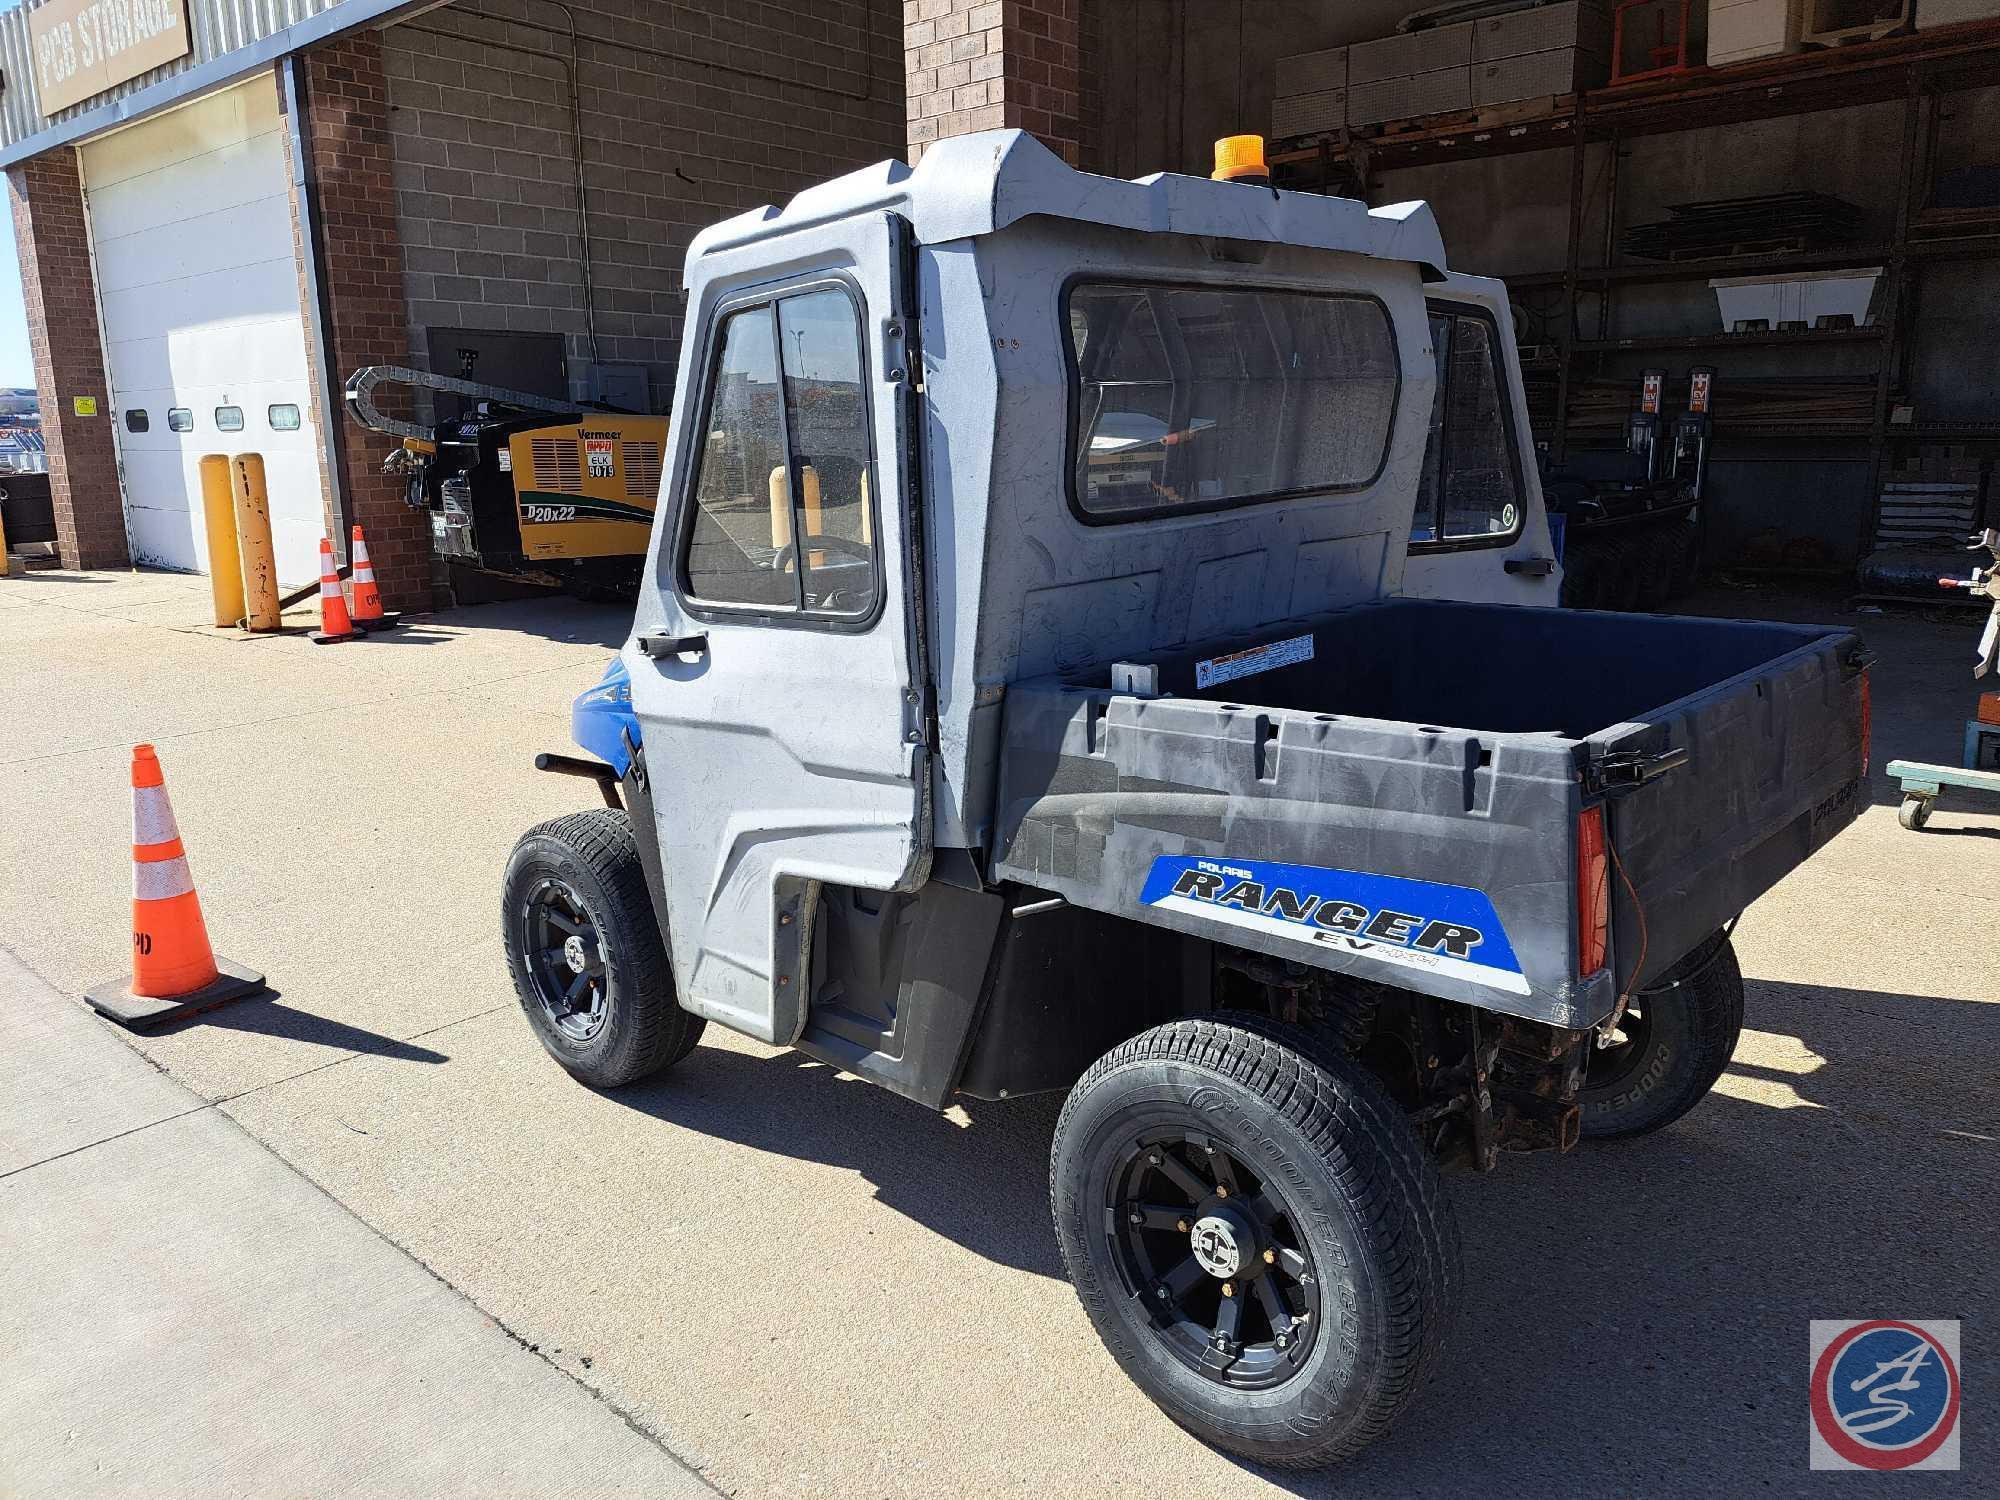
686,129,1449,280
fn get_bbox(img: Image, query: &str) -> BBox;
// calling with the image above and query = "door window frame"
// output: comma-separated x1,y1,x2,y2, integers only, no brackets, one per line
1406,300,1528,556
668,272,887,633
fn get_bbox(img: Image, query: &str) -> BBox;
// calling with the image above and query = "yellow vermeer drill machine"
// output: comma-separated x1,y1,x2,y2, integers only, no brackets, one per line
344,364,668,598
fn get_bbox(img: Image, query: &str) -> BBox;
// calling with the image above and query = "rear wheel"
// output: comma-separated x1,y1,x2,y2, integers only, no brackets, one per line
1579,932,1744,1139
1898,794,1933,831
1050,1015,1458,1468
502,809,704,1088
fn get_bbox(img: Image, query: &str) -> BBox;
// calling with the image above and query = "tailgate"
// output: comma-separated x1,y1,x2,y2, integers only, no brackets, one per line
1591,625,1869,991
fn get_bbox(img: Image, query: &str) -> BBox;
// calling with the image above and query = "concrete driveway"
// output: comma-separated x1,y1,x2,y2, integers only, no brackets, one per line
2,567,1993,1496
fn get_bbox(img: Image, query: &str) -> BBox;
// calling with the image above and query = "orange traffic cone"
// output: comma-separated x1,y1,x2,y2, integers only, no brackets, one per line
309,536,358,644
348,524,401,631
85,745,265,1028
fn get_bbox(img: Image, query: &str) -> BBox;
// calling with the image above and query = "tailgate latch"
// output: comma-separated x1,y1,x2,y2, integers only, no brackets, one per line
1585,746,1690,796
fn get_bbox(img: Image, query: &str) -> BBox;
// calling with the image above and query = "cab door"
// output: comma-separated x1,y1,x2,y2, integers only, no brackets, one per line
624,212,929,1045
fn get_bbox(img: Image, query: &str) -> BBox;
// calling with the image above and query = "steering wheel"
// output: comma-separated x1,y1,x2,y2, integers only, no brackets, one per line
772,534,873,574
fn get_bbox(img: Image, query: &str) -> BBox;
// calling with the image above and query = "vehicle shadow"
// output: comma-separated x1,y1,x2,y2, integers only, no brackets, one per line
623,975,1993,1493
150,990,450,1065
614,1045,1069,1279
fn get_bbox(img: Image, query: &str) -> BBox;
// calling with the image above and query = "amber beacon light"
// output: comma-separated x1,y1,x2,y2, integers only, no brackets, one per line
1212,134,1269,186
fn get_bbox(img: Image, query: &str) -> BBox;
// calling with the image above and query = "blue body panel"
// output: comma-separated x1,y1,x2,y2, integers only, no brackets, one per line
571,656,641,777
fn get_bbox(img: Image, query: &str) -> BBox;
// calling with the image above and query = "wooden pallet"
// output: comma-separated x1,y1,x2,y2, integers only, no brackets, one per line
1353,93,1575,143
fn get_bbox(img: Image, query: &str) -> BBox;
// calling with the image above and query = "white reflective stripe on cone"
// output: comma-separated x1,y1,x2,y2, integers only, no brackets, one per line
354,540,373,564
320,577,341,595
354,565,376,582
134,855,195,901
131,784,180,846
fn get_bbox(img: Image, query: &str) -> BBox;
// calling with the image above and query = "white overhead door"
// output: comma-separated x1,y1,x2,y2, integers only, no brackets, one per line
81,80,325,586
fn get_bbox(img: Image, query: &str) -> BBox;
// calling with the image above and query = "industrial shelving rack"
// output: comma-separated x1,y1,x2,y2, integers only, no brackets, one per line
1270,21,2000,555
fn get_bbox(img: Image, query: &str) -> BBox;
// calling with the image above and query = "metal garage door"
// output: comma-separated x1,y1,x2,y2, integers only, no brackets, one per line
80,79,323,585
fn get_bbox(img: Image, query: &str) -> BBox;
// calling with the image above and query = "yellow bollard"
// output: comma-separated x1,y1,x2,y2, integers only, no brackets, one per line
198,455,244,626
230,454,280,631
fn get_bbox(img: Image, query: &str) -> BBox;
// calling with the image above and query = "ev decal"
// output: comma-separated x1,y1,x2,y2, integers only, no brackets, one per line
1140,855,1528,996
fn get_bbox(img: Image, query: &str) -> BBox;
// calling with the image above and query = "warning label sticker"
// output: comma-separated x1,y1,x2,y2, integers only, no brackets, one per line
1195,633,1315,690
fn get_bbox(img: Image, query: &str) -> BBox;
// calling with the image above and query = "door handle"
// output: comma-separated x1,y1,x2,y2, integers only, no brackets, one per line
638,632,708,660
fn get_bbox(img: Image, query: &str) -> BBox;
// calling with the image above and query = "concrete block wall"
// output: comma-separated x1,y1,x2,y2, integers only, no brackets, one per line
6,151,127,570
380,0,903,415
905,0,1079,164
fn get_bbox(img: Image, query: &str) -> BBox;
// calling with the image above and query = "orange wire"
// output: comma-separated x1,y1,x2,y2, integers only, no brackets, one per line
1606,828,1648,1010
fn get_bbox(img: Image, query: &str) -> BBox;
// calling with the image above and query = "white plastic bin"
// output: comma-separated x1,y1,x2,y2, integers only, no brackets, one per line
1708,267,1883,329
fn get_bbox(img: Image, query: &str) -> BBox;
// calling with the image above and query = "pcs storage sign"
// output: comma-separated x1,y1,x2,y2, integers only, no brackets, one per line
31,0,190,116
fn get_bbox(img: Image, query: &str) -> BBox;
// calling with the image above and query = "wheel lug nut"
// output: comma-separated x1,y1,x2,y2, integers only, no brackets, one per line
1147,1153,1160,1166
1215,1185,1228,1198
1263,1248,1276,1265
1222,1282,1235,1298
1128,1210,1143,1225
1176,1218,1189,1233
1277,1334,1290,1350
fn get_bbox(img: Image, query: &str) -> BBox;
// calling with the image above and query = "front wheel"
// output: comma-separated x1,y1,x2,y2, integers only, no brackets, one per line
1579,932,1744,1139
502,809,704,1088
1049,1015,1459,1469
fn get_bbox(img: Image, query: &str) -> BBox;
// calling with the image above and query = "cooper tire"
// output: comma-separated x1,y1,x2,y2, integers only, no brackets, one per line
1050,1015,1459,1468
1578,933,1744,1139
502,809,704,1088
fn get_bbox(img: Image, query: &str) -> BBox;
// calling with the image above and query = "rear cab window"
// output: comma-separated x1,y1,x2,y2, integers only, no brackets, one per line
676,283,879,623
1064,281,1399,522
1410,305,1524,550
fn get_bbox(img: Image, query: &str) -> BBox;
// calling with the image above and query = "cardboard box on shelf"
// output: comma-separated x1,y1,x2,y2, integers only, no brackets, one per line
1349,67,1474,127
1708,0,1805,65
1350,22,1472,84
1275,45,1347,97
1473,0,1614,58
1472,47,1609,103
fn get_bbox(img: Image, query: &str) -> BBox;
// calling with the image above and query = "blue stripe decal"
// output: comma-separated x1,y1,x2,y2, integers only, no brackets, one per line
1140,855,1525,991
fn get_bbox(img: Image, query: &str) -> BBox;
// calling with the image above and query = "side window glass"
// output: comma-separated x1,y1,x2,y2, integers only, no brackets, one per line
684,307,793,608
215,405,245,433
1412,312,1521,545
777,290,875,617
268,403,301,431
681,286,877,619
1438,317,1519,539
124,409,149,433
167,408,194,433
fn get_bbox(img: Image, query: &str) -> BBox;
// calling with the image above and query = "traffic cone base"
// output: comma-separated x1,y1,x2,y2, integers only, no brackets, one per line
353,610,403,633
86,956,265,1030
86,743,267,1030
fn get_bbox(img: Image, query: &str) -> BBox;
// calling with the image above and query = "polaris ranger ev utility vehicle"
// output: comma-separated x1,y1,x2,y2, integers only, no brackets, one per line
503,131,1870,1468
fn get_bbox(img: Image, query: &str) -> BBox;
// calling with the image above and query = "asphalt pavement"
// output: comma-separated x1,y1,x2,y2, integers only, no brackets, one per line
0,567,1992,1497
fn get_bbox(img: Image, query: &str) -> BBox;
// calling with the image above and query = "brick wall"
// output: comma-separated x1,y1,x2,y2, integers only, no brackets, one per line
287,33,434,612
7,152,128,570
379,0,904,415
905,0,1078,164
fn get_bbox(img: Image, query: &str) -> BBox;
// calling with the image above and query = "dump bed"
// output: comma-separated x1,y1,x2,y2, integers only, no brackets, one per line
989,599,1868,1030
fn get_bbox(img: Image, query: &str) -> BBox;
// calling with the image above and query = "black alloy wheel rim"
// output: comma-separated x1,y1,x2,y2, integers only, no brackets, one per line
1586,1001,1652,1089
523,876,610,1043
1106,1129,1323,1390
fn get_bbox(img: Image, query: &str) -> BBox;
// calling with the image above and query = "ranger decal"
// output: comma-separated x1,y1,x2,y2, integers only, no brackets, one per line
1140,855,1529,996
